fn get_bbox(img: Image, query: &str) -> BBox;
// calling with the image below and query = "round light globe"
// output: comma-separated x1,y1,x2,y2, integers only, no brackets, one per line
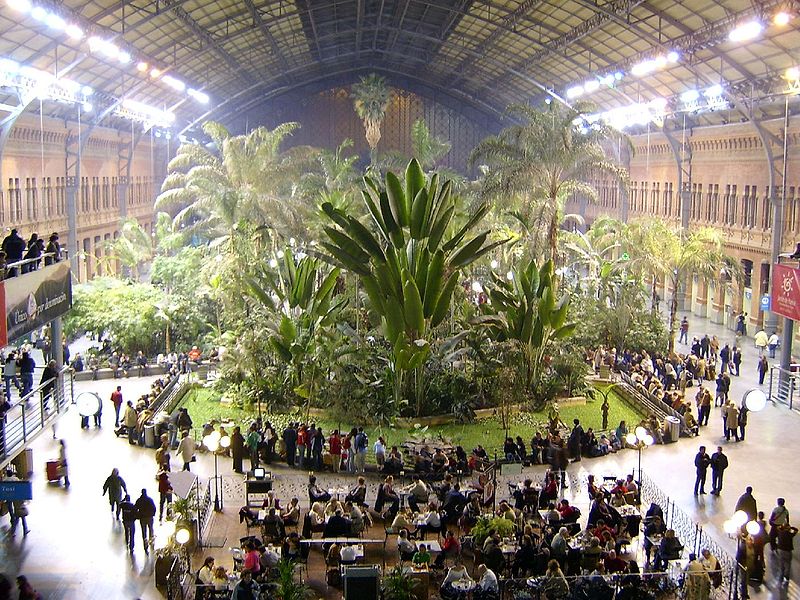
635,426,648,440
76,393,101,417
723,520,737,535
203,434,219,453
745,520,760,536
175,528,191,545
732,510,749,527
642,434,655,446
220,435,231,449
744,389,767,412
625,433,638,446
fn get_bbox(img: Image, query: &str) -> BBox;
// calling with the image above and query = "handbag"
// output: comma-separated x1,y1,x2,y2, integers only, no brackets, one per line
17,505,29,517
190,455,197,462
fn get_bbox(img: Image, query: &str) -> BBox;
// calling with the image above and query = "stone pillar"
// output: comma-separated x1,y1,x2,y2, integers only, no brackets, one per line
694,279,709,318
709,280,725,325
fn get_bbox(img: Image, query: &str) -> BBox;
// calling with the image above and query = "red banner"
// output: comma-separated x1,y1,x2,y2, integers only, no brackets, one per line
771,263,800,321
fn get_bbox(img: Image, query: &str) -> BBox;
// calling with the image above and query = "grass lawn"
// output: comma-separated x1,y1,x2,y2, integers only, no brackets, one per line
178,383,644,457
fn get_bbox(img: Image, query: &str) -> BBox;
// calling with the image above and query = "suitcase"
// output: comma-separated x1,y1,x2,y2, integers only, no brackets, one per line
46,460,62,482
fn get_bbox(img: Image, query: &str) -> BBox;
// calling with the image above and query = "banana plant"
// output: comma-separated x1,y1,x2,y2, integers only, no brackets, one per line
320,159,506,416
473,259,576,398
244,249,346,419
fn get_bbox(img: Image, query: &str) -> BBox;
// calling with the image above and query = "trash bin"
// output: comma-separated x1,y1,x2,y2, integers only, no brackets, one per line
665,416,681,443
144,424,156,448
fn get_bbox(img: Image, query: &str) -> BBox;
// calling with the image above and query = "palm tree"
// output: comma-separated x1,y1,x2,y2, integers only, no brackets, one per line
470,102,629,265
625,220,741,351
381,119,451,171
351,73,391,160
103,218,154,280
154,121,313,244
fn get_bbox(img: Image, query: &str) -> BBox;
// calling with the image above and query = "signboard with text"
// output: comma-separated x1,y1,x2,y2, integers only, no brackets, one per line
0,480,32,501
771,263,800,321
1,262,72,347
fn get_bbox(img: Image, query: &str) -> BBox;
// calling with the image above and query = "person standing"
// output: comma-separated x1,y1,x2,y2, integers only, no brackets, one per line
679,317,689,345
1,229,25,276
735,487,758,522
354,427,368,474
3,353,18,402
18,352,35,399
710,446,728,495
119,494,137,553
123,401,138,445
245,424,260,472
754,329,769,355
157,471,173,522
698,389,711,426
738,402,749,441
38,360,57,411
295,424,307,468
230,426,245,473
775,524,798,585
732,346,742,376
757,356,768,385
177,431,196,471
601,399,610,430
719,345,731,376
769,498,790,551
110,386,123,427
693,446,711,495
568,419,583,463
134,489,156,553
725,402,740,442
329,430,341,473
282,422,297,468
768,331,780,359
102,468,127,519
312,427,324,471
58,439,70,488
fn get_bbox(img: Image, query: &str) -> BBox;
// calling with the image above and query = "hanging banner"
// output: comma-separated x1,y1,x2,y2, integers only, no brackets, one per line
771,263,800,321
3,262,72,346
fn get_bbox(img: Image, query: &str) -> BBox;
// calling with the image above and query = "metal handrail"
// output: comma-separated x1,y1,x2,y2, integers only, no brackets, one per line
4,250,68,272
0,366,73,471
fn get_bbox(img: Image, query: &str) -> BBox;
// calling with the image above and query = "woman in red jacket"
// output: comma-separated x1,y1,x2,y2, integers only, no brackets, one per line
329,430,342,472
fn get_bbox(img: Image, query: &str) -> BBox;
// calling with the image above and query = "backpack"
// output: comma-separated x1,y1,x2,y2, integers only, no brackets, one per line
358,433,368,450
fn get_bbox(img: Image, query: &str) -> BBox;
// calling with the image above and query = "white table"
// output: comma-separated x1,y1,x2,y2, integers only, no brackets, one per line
416,540,442,552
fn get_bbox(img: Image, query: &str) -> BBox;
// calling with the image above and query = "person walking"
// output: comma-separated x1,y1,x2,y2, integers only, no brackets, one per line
769,498,790,550
177,431,196,471
110,386,123,427
39,360,57,411
679,317,689,345
3,353,19,402
354,427,368,474
123,401,138,445
738,402,749,441
568,419,583,463
601,399,609,430
768,332,780,359
230,426,245,473
754,329,768,355
725,402,740,442
693,446,711,495
757,356,768,385
58,439,70,487
710,446,728,495
102,468,127,518
775,523,798,585
157,471,173,522
732,346,742,376
134,489,156,553
735,487,758,523
698,390,711,426
719,345,731,376
18,352,35,399
119,494,138,553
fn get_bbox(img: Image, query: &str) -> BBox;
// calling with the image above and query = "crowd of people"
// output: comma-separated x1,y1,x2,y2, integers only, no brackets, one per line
0,228,62,278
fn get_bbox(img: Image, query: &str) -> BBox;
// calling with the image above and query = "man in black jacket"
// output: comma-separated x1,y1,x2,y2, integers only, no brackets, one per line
693,446,711,495
323,509,351,538
119,494,138,553
1,229,25,276
134,489,157,553
710,446,728,495
283,423,297,467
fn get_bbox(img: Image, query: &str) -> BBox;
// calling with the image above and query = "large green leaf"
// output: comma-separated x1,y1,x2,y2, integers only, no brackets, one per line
385,171,409,228
431,272,459,327
448,231,489,269
422,251,444,317
405,158,426,208
402,270,425,335
409,187,429,239
323,227,371,265
346,217,385,262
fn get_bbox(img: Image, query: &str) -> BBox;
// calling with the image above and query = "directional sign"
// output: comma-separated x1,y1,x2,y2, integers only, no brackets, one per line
0,480,32,501
760,294,771,312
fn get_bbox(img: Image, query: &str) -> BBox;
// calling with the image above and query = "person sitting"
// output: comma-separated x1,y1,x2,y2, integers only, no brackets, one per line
308,475,331,505
497,500,517,523
211,566,229,593
512,535,537,577
478,474,495,508
582,537,604,571
434,530,461,569
397,529,417,561
346,501,366,536
436,474,453,502
557,499,580,523
282,532,303,561
383,446,404,474
460,496,481,531
375,475,400,519
440,559,473,600
281,497,300,526
643,515,666,563
544,502,561,524
259,544,281,570
412,543,432,567
603,550,628,573
482,535,505,573
549,527,569,565
261,490,281,511
624,475,638,494
231,568,260,600
540,474,558,507
441,483,467,523
391,508,414,532
197,556,215,590
610,491,627,508
324,498,343,517
262,507,285,541
339,543,358,565
475,564,499,600
323,509,351,538
404,475,430,513
308,502,326,533
541,559,570,600
413,502,442,538
503,438,519,462
432,448,449,473
344,476,367,506
653,529,682,570
414,448,433,473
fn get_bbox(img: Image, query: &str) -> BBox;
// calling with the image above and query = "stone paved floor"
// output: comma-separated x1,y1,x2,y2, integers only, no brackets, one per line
1,313,798,599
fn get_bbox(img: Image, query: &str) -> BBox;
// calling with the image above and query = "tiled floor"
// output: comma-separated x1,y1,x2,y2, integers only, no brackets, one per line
2,312,798,599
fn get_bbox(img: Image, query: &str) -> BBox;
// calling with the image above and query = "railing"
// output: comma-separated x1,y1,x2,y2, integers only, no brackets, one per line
640,471,738,599
0,366,73,470
4,250,67,276
198,479,213,549
618,372,688,435
166,550,193,600
149,373,187,416
767,366,799,410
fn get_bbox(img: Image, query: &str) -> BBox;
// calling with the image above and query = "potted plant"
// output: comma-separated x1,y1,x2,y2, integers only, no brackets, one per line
382,565,419,600
274,559,311,600
470,515,516,547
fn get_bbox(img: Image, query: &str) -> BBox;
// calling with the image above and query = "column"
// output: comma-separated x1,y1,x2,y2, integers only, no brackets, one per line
694,280,709,319
709,280,725,325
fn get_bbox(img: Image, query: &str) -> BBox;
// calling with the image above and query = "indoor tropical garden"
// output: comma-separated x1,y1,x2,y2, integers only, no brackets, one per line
65,78,741,451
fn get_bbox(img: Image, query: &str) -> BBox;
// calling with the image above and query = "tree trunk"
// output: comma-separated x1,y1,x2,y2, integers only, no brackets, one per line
414,365,425,417
549,203,559,266
668,274,679,352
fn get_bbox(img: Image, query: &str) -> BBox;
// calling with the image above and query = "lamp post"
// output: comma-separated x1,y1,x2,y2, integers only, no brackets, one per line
626,426,654,487
175,526,191,573
203,431,230,513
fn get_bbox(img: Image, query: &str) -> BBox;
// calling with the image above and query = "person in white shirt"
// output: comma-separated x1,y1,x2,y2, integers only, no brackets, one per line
476,564,499,597
413,502,441,538
441,560,473,598
177,431,196,471
397,529,416,560
340,544,358,564
403,475,430,512
197,557,215,587
768,332,780,358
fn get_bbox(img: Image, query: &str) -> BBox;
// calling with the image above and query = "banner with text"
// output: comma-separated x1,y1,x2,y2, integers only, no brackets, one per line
2,262,72,346
771,263,800,321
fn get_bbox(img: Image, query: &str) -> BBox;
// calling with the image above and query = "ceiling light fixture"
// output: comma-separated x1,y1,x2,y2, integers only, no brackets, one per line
7,0,32,12
728,20,763,42
566,85,584,99
785,66,800,81
773,11,791,26
187,88,209,104
65,23,84,40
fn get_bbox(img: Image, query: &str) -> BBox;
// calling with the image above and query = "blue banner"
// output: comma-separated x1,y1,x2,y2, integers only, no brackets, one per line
0,480,33,501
